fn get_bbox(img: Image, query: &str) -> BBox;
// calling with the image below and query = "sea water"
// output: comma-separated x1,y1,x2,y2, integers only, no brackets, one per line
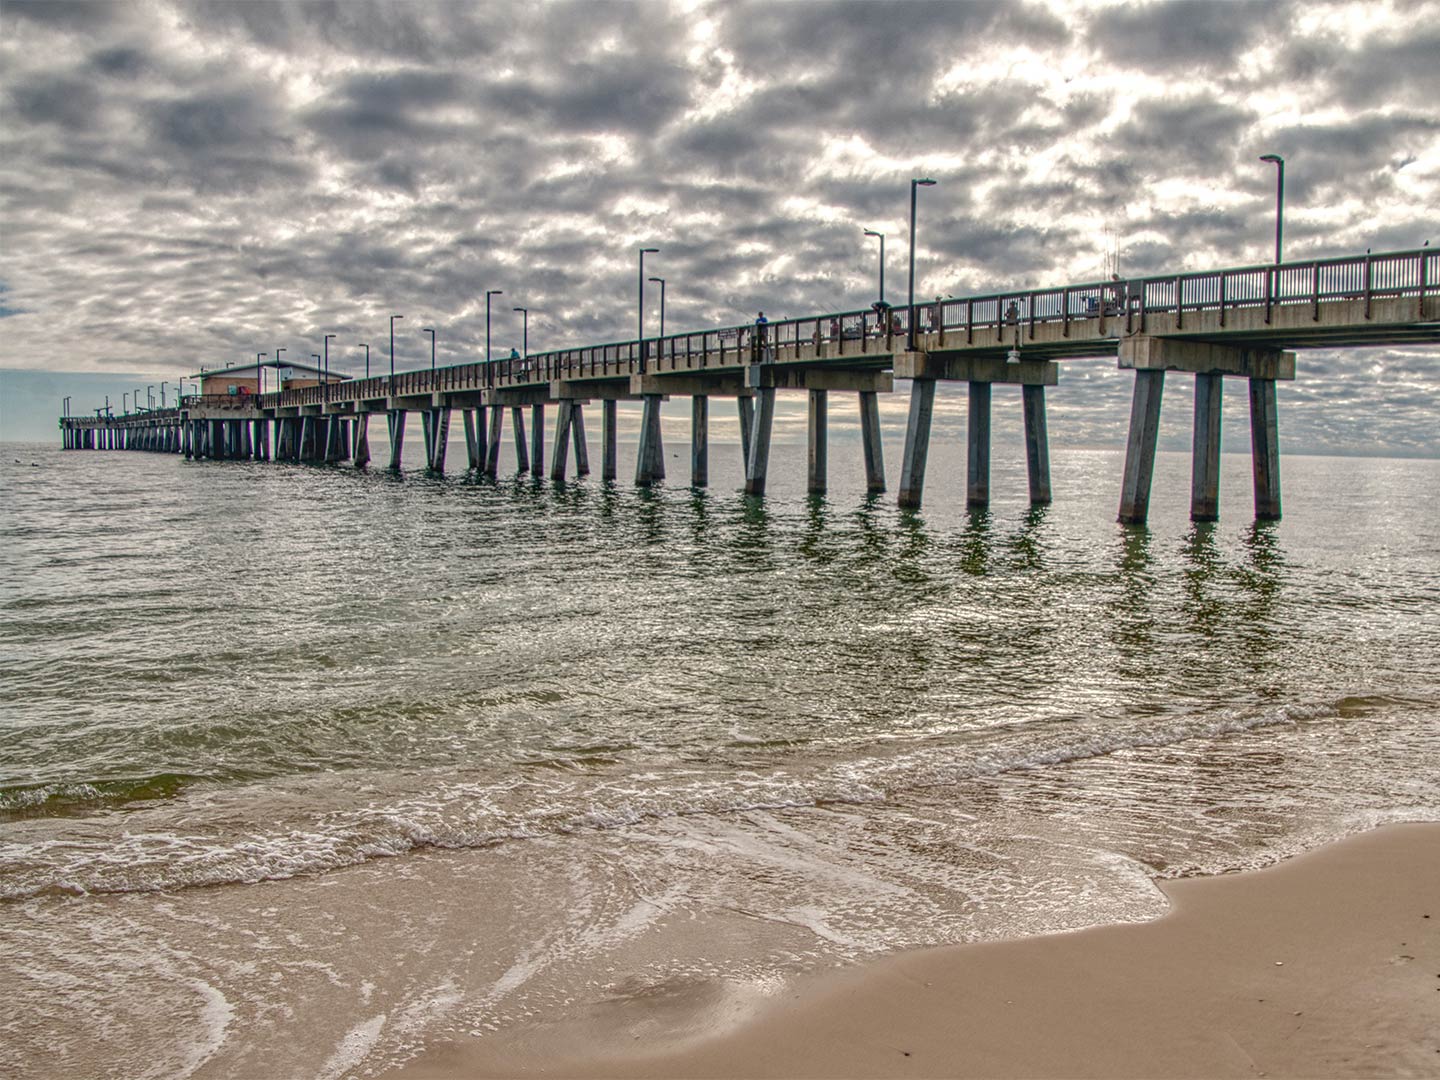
2,421,1437,1078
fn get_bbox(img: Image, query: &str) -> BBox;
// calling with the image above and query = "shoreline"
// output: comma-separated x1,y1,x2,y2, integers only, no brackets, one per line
391,822,1440,1079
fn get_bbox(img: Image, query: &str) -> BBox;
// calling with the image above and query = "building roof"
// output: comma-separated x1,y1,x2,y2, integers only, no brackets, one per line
189,360,349,380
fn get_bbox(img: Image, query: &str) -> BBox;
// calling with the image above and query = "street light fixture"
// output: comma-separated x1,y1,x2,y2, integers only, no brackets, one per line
275,347,286,395
358,343,369,380
161,381,168,408
908,178,937,350
512,307,529,358
123,392,130,415
647,276,667,338
147,384,155,410
1259,154,1285,265
389,315,403,392
323,333,336,402
864,228,885,305
485,290,502,365
638,247,659,372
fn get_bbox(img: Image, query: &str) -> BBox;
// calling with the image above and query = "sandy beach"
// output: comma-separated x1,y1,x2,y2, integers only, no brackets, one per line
393,823,1440,1079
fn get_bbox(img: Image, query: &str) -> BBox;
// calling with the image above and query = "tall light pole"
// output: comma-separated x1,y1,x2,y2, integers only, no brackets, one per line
63,396,70,418
485,290,502,363
275,347,286,395
638,247,658,372
123,392,130,415
648,276,667,338
135,386,143,412
359,343,369,379
908,178,937,350
422,327,435,375
147,384,155,410
864,228,885,305
389,315,403,392
161,381,168,408
1259,154,1284,264
323,333,335,402
256,353,267,394
512,307,528,357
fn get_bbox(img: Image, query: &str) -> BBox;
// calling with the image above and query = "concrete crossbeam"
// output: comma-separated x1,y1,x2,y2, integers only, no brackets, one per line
1120,337,1296,379
896,352,1059,385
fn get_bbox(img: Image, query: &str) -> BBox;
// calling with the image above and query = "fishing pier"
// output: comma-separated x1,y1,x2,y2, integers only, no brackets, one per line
60,247,1438,524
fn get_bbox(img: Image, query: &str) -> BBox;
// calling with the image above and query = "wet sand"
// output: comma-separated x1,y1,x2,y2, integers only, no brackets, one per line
392,823,1440,1079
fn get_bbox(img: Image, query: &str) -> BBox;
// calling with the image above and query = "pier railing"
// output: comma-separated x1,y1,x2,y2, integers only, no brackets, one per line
249,247,1433,412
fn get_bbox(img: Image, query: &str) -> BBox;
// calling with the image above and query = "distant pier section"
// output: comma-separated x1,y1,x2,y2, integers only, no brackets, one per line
61,248,1438,524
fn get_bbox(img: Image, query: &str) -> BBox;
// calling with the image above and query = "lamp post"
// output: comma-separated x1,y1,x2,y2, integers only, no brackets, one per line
147,384,155,410
323,333,335,402
358,343,369,380
422,327,435,375
637,247,658,372
485,291,502,377
256,353,267,395
648,276,667,338
275,347,286,396
512,307,528,357
389,315,403,393
135,386,143,412
908,177,937,350
63,396,70,418
864,228,885,305
161,381,168,408
1259,154,1284,265
123,392,130,415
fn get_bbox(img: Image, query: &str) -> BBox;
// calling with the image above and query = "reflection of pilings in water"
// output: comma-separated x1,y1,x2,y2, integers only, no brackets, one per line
1180,521,1224,636
958,507,992,576
1004,504,1050,570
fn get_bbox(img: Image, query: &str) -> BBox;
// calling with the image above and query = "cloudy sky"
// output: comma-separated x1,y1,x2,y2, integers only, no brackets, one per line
1,0,1437,452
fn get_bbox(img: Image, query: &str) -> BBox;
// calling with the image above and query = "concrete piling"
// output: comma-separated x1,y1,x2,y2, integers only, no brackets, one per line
807,388,827,494
387,410,406,470
602,399,617,482
898,378,936,510
551,400,574,481
691,395,708,488
635,395,665,486
530,404,545,476
485,405,503,476
1118,369,1165,525
1249,377,1282,520
571,403,590,475
966,381,992,507
511,407,528,473
1191,373,1223,521
859,390,886,493
1022,385,1051,505
743,386,775,496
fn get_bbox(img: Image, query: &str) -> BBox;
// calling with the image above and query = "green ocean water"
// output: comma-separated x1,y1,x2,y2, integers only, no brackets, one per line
1,429,1437,1078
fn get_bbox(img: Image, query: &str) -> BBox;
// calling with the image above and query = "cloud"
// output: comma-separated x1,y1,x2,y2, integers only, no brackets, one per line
0,0,1435,456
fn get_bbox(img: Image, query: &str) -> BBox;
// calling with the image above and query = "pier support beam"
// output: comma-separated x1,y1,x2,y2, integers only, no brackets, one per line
461,410,479,471
1191,373,1223,521
807,388,828,494
1118,370,1165,525
421,410,435,469
551,401,574,481
691,395,709,488
1249,378,1282,521
737,395,754,469
602,399,617,482
387,410,406,470
1022,384,1051,505
743,386,776,496
530,404,545,477
485,405,503,476
898,378,936,510
432,408,450,471
572,403,590,475
354,415,371,467
966,381,991,507
859,390,885,493
635,395,665,486
511,407,528,473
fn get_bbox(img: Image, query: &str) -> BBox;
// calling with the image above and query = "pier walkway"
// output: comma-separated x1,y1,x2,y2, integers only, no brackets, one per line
60,247,1439,524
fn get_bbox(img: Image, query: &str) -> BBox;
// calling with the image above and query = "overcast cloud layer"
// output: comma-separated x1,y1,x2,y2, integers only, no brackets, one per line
1,0,1437,452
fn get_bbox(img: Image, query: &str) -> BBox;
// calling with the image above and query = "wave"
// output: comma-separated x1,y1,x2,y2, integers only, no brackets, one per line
1,692,1433,901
